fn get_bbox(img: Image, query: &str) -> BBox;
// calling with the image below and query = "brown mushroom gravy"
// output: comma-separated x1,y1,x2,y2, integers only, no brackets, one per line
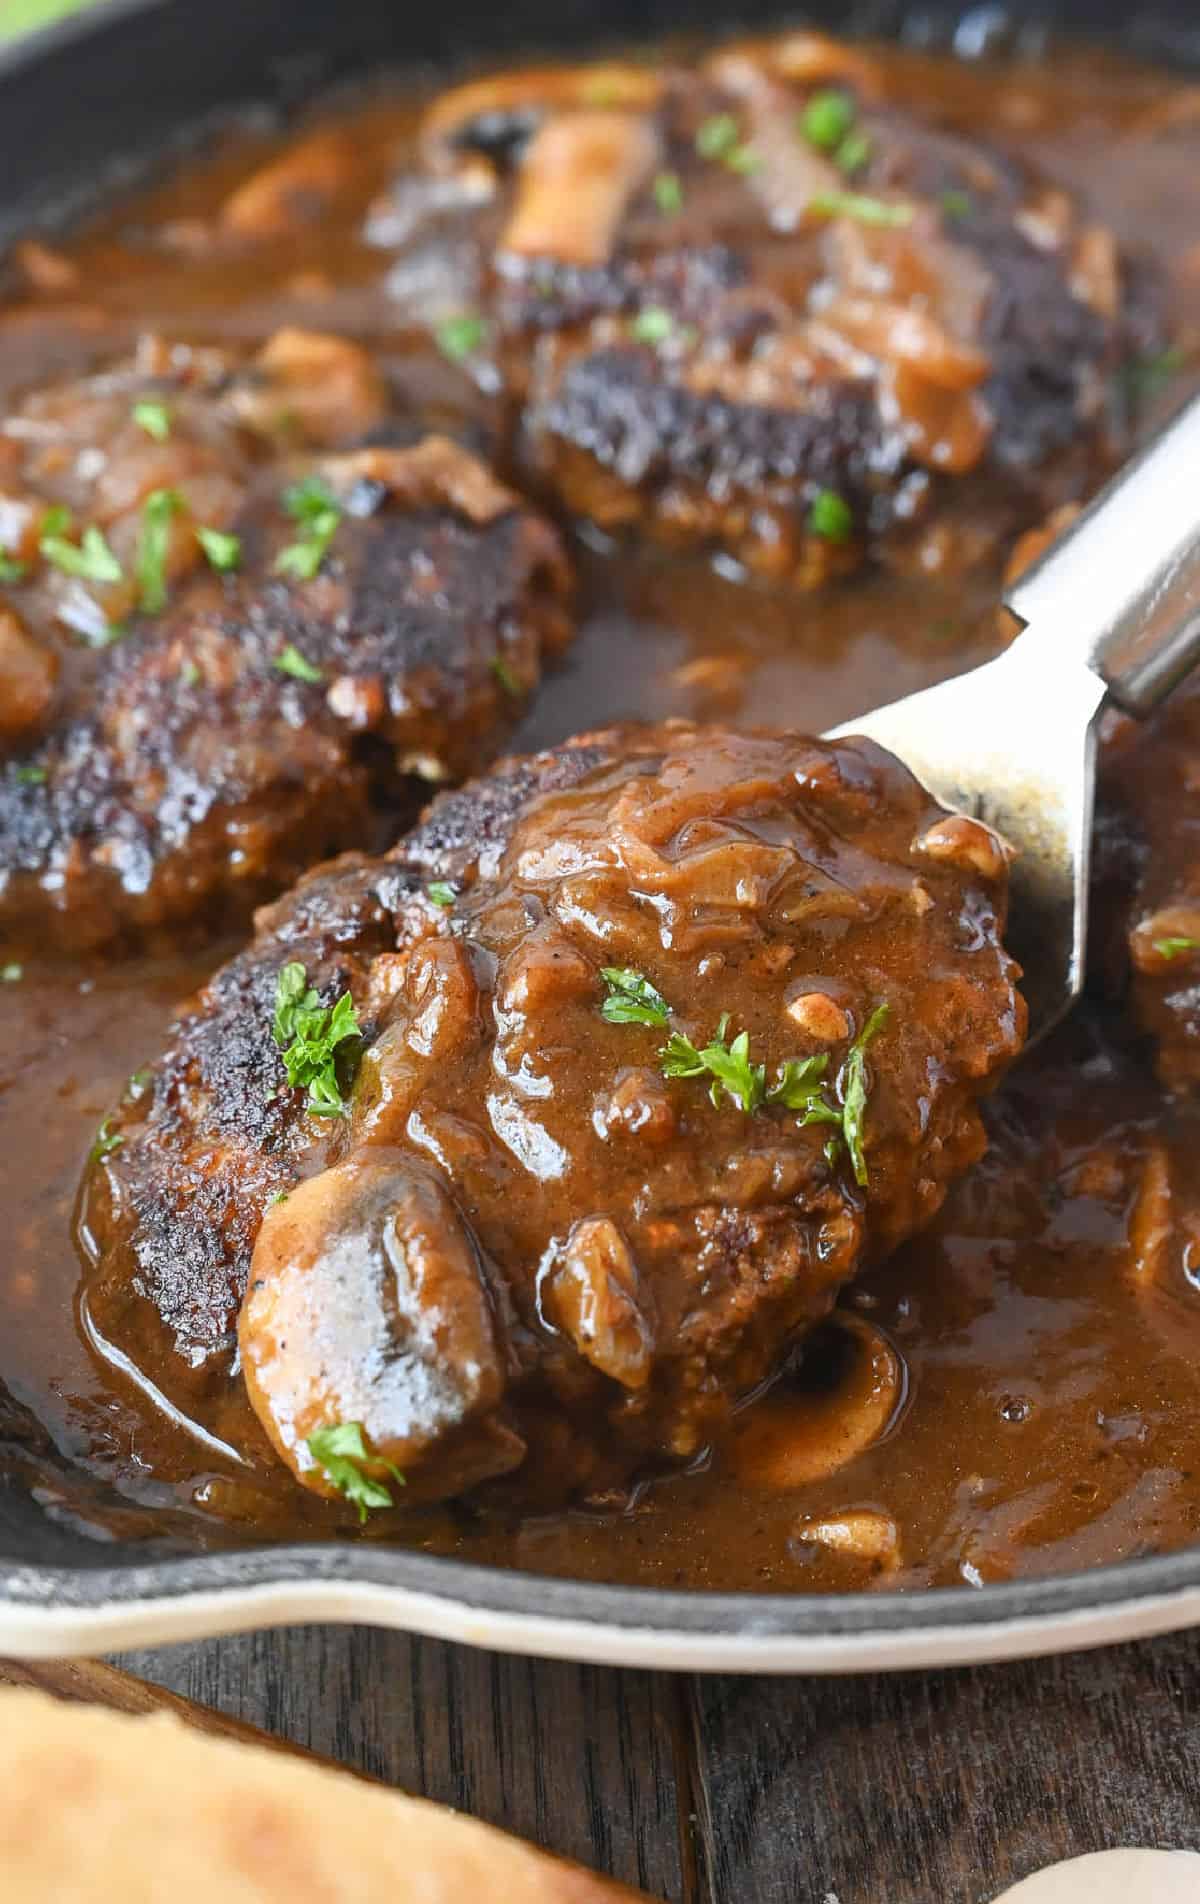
3,32,1200,1593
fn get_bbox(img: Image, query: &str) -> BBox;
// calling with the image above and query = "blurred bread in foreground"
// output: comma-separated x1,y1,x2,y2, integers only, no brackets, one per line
0,1687,647,1902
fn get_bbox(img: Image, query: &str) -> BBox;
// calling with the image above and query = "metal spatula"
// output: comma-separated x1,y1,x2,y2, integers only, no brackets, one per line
828,392,1200,1042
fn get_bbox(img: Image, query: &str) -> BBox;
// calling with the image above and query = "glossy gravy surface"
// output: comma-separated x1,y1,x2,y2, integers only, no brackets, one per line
3,38,1200,1592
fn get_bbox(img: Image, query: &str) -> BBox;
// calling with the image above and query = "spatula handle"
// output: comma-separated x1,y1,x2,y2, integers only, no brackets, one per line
1004,388,1200,717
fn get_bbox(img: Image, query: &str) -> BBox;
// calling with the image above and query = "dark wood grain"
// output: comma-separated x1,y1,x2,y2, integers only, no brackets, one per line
113,1630,690,1902
686,1632,1200,1904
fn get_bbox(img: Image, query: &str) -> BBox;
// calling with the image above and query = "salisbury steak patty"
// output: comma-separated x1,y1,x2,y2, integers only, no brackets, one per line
374,31,1151,585
79,722,1024,1513
0,436,572,948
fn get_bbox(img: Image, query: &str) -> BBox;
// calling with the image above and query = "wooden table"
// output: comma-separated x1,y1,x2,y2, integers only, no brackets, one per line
98,1624,1200,1901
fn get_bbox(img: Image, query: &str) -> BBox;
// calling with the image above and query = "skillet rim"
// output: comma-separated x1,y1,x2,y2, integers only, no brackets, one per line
2,0,1200,1670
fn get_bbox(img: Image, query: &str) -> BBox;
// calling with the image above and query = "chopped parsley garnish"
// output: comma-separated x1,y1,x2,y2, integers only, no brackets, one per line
839,1002,889,1186
180,659,201,689
271,961,361,1118
725,144,762,174
799,88,854,152
662,1014,766,1114
275,476,342,582
491,654,521,697
807,190,913,228
15,764,46,785
435,312,489,363
126,1067,154,1099
630,306,677,346
809,489,854,543
660,1002,889,1184
136,486,183,614
834,128,872,175
132,399,172,441
268,1188,289,1207
696,112,739,160
427,881,457,908
40,505,71,539
1121,346,1186,404
195,525,241,572
40,522,123,587
0,555,27,584
653,170,684,214
1,962,22,984
89,1115,123,1166
940,188,973,219
600,966,671,1028
305,1420,404,1523
274,643,324,684
1155,935,1200,959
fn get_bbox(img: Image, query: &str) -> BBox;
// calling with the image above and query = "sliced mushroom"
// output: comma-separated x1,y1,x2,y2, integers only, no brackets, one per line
226,329,388,447
239,1153,524,1504
539,1215,655,1389
0,607,57,745
731,1313,906,1490
790,1507,902,1575
419,64,664,180
500,110,661,267
220,129,358,238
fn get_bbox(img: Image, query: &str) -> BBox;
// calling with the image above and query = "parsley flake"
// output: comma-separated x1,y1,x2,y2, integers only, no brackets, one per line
435,312,489,363
196,525,241,572
427,881,456,908
133,399,172,441
491,654,521,697
630,306,676,346
40,523,123,587
274,643,324,684
696,112,740,160
835,128,872,174
661,1014,766,1114
653,170,684,214
807,190,913,227
275,476,342,581
1155,935,1200,959
600,966,671,1028
306,1420,404,1523
0,555,27,584
15,764,46,785
271,961,361,1118
809,489,854,543
800,88,855,152
136,486,184,614
89,1115,123,1166
840,1002,889,1187
940,188,974,220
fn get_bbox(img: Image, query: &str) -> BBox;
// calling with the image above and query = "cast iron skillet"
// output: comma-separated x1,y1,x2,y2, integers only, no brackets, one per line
3,0,1200,1672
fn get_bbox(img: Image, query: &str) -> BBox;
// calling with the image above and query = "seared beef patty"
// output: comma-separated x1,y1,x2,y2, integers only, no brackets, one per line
79,722,1024,1512
0,375,573,948
370,31,1150,586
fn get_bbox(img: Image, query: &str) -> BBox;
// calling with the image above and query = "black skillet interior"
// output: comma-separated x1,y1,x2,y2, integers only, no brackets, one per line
2,0,1200,1638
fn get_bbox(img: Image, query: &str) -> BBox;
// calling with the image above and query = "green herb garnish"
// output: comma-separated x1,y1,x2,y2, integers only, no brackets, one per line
274,643,324,684
491,654,521,697
696,112,740,160
725,144,762,174
1155,935,1200,959
434,312,489,363
0,555,27,583
799,89,855,152
126,1067,154,1099
40,522,123,586
305,1421,404,1523
653,170,684,214
940,188,973,220
809,489,854,543
271,961,361,1118
39,505,71,539
136,486,184,614
427,881,456,908
834,128,872,174
661,1014,766,1114
275,476,342,582
14,764,46,785
630,306,678,346
600,966,671,1028
807,190,913,227
133,399,172,442
196,525,241,573
89,1115,123,1166
839,1002,889,1186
